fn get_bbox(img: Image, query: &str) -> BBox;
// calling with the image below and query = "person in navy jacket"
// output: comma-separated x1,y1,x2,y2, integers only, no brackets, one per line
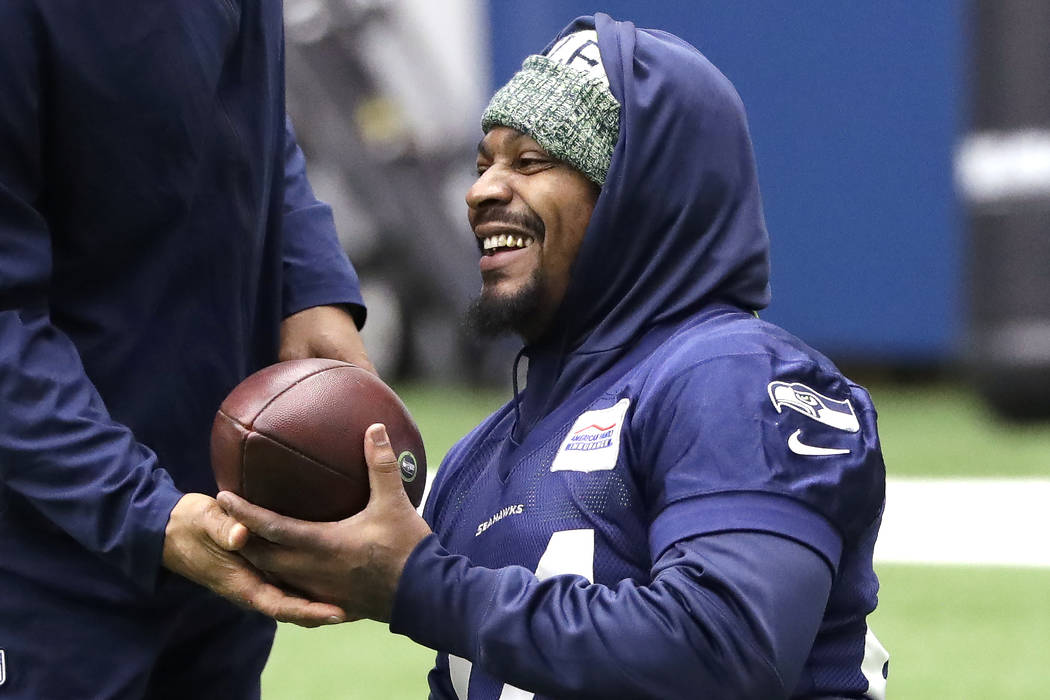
221,14,890,699
0,2,365,697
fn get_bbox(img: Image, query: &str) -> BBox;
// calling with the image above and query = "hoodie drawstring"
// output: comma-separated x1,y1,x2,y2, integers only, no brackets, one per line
511,346,528,434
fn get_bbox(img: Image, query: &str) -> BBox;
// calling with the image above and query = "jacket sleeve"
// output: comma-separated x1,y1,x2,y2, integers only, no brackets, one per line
280,116,365,325
390,529,833,700
0,2,183,591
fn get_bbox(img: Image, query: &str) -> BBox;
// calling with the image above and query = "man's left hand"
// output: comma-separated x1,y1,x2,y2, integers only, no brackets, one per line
217,423,432,624
279,304,375,374
162,493,346,626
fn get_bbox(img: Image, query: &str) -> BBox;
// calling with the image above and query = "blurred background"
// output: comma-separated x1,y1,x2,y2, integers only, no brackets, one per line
271,1,1050,697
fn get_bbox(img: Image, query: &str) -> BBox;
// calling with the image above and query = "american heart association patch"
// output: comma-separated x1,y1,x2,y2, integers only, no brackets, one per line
551,398,630,472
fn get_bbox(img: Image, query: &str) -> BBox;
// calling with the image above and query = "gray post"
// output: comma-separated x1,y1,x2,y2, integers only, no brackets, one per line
957,0,1050,418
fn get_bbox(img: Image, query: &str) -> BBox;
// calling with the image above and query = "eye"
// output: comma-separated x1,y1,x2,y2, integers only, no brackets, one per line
795,392,819,406
517,153,552,172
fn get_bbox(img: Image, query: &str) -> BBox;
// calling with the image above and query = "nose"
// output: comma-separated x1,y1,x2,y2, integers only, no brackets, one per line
466,166,513,211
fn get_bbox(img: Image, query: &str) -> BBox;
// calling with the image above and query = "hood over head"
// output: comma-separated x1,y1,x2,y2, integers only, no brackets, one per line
485,14,772,437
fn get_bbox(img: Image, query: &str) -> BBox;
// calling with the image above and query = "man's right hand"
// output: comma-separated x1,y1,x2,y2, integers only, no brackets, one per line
217,424,433,625
162,492,347,627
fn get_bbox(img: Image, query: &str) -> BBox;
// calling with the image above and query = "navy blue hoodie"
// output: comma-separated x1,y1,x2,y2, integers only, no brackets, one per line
0,1,362,600
391,14,887,699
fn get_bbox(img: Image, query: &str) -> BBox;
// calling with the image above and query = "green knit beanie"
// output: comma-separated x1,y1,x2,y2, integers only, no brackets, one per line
481,31,621,186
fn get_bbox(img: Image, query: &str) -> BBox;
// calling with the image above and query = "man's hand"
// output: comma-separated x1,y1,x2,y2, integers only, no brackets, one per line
162,493,346,627
218,424,432,624
279,304,375,374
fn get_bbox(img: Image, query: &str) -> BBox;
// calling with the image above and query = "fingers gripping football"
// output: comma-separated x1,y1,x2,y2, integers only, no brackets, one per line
364,423,414,508
217,423,432,624
162,493,345,627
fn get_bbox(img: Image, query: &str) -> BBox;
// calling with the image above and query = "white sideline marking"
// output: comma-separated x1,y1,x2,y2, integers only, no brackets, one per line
875,478,1050,568
421,474,1050,567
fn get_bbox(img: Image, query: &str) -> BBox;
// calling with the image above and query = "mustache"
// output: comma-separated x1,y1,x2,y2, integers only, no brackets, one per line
472,207,545,241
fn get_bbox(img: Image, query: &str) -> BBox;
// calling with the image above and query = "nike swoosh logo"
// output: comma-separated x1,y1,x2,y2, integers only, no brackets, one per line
787,429,850,456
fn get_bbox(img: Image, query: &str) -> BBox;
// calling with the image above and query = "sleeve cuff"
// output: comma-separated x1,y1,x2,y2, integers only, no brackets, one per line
128,471,185,593
389,534,502,659
281,207,366,323
649,491,843,573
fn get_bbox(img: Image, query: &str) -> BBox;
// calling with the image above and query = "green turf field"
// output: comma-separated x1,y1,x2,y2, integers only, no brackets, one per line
868,383,1050,478
261,382,1050,699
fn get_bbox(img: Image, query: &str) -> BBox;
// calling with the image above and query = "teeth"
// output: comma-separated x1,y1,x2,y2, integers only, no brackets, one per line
481,234,533,252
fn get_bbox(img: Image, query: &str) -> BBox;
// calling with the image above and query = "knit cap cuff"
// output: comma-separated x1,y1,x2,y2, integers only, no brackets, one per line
482,55,620,185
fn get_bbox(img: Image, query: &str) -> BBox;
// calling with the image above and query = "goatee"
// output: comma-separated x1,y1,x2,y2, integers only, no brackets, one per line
465,268,546,339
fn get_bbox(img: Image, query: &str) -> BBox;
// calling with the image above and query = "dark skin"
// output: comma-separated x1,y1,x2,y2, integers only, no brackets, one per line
470,128,598,342
218,130,598,625
278,304,376,374
218,424,432,622
162,305,372,626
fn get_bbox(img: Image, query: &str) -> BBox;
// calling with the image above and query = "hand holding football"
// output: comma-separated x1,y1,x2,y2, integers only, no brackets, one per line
211,359,426,522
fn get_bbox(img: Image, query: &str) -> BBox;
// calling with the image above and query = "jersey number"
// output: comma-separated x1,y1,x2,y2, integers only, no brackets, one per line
448,529,595,700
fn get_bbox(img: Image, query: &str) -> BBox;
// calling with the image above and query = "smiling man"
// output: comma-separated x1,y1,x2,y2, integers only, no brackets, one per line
466,127,599,341
220,14,890,699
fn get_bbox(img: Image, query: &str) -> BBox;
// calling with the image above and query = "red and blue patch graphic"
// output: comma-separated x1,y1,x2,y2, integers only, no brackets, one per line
564,422,618,451
552,399,631,472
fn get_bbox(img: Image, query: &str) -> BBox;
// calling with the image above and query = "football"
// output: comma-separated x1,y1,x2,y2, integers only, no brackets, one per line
210,358,426,521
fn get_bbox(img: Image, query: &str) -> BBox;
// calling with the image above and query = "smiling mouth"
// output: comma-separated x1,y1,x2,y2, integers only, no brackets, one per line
480,234,535,256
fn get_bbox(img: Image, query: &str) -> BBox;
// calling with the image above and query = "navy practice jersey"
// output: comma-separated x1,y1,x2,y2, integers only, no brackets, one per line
391,13,888,699
397,307,888,699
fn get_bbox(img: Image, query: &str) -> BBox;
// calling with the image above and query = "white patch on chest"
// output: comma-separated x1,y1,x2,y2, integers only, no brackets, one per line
551,398,630,472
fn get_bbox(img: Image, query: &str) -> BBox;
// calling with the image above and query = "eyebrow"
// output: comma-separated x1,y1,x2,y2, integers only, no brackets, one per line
477,130,531,159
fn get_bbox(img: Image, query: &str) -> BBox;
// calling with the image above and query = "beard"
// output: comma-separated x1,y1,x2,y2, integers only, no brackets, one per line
465,267,548,339
465,204,549,339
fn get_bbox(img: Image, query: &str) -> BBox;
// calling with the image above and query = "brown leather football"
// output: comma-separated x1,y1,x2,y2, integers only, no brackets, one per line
210,358,426,522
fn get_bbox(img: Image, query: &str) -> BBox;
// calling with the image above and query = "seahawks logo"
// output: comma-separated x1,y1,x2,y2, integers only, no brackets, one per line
767,381,860,433
397,451,418,482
